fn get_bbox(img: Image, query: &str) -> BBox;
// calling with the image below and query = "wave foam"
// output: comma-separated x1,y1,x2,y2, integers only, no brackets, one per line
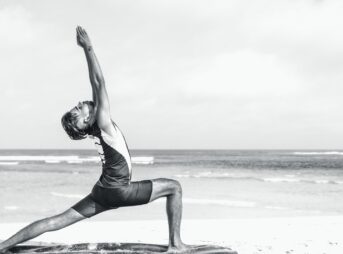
4,206,19,210
175,174,191,178
263,177,343,185
175,172,260,182
154,198,255,208
293,151,343,155
0,156,154,165
131,157,154,165
0,162,19,165
50,192,84,199
263,178,301,183
183,198,256,207
175,172,343,185
265,206,289,210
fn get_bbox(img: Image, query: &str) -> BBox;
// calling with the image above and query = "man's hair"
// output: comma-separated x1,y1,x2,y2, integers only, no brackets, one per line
61,111,87,140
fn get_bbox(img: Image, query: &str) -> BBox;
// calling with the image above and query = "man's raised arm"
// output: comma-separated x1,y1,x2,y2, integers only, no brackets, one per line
76,26,111,129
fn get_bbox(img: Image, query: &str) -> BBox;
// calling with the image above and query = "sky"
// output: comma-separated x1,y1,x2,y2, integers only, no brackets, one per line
1,0,343,149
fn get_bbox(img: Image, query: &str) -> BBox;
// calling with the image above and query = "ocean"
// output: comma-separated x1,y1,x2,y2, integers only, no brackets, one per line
1,149,343,223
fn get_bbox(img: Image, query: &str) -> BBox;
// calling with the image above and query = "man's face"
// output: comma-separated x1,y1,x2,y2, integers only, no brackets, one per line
70,101,93,130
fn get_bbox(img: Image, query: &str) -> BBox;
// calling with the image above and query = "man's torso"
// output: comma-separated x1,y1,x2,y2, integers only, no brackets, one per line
88,121,132,187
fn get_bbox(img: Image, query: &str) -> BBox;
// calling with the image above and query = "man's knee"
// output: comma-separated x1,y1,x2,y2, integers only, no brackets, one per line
44,216,65,231
35,216,59,232
159,178,182,196
150,178,182,201
170,179,182,196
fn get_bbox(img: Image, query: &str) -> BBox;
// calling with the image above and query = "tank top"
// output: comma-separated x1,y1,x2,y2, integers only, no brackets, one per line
88,121,132,187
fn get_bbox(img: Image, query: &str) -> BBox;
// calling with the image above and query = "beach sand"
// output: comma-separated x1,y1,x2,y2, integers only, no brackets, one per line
1,216,342,254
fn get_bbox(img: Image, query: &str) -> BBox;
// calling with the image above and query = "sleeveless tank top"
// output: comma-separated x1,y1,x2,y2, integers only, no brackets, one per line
88,121,132,187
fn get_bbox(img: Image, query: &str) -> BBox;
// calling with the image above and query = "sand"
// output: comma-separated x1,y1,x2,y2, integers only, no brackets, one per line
1,216,342,254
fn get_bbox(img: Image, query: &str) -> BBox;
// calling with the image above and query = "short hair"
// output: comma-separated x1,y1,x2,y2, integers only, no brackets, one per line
61,111,87,140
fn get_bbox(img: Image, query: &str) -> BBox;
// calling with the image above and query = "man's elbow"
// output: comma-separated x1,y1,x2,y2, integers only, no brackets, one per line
92,76,105,89
96,76,105,87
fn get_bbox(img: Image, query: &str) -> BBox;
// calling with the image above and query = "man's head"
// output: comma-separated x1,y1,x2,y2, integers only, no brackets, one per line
61,101,95,140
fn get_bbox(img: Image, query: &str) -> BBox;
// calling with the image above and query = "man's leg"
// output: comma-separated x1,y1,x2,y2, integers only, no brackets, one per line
149,178,188,252
0,208,85,253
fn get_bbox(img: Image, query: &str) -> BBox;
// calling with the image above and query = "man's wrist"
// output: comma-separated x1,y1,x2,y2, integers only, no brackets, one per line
84,44,93,51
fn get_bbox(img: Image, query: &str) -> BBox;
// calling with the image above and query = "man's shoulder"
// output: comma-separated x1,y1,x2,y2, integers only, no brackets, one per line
99,120,119,138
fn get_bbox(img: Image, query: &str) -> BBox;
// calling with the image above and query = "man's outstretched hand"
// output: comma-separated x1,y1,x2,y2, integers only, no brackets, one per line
76,26,92,48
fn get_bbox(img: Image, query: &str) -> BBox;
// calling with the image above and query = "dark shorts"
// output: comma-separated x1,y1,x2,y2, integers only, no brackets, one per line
72,180,153,218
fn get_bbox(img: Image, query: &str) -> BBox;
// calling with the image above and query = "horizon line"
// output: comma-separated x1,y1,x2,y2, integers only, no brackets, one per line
0,148,343,151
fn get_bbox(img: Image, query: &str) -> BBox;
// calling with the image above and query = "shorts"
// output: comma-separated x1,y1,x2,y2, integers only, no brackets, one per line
72,180,153,218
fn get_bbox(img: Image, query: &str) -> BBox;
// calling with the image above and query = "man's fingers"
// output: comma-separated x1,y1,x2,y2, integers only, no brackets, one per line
76,26,89,45
76,26,83,35
81,28,87,36
76,26,88,37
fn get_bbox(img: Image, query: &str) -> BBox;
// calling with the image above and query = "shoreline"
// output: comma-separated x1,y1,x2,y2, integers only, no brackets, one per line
1,216,342,254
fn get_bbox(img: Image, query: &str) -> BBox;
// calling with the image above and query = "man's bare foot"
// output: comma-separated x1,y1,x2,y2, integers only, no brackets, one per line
166,243,192,253
0,249,12,254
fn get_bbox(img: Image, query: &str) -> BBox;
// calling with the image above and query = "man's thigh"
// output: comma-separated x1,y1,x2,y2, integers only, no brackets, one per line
49,208,86,230
71,194,109,218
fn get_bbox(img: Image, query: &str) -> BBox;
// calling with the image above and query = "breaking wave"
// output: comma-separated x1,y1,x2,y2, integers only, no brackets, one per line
175,172,343,185
0,156,154,165
50,192,84,199
154,198,256,208
293,151,343,155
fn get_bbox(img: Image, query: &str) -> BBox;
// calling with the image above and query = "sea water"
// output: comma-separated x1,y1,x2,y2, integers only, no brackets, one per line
1,149,343,222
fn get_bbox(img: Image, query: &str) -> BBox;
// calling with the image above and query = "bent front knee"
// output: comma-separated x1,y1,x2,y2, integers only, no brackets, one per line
171,179,182,196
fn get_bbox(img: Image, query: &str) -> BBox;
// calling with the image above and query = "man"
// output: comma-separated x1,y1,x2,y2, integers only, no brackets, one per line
0,26,188,253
